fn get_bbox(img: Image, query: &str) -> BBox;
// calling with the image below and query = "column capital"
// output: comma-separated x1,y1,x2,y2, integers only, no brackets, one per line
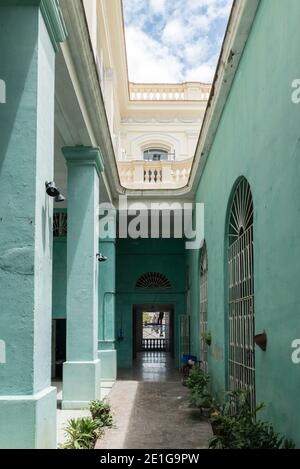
0,1,68,52
100,239,116,246
63,146,104,177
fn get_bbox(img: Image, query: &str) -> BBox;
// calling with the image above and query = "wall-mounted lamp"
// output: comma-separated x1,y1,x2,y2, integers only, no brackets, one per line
254,331,267,351
96,253,108,263
45,181,65,203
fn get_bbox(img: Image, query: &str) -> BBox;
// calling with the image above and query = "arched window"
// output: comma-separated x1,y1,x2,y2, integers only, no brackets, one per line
143,149,168,161
136,272,172,289
227,177,255,411
199,242,208,373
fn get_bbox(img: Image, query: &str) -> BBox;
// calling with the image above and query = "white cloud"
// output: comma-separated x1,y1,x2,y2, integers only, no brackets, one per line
150,0,166,14
162,18,186,44
125,26,182,83
123,0,233,83
185,64,215,83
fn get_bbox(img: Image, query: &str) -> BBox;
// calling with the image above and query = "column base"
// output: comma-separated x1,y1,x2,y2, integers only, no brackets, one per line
0,387,57,449
62,360,101,409
98,350,117,382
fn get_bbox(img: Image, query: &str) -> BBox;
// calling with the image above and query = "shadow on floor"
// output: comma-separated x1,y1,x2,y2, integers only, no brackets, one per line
96,352,212,450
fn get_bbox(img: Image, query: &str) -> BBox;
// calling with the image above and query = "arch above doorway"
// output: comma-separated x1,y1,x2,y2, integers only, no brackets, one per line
227,177,255,411
136,272,172,289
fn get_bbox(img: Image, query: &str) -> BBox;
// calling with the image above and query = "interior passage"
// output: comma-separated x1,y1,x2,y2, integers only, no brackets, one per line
95,352,212,449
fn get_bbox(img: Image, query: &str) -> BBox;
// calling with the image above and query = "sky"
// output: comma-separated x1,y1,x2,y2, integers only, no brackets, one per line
122,0,233,84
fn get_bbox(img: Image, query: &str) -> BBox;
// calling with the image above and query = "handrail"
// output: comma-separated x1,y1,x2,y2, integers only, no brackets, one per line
129,82,211,102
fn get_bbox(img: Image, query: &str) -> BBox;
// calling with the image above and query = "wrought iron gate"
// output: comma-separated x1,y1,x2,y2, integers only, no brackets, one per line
179,315,190,366
199,243,208,373
228,178,255,411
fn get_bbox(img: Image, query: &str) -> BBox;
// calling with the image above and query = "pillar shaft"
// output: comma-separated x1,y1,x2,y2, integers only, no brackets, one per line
0,0,66,449
98,238,117,381
62,146,104,409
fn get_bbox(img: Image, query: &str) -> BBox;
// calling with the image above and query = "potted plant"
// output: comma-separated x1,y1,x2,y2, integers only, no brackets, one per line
186,366,210,392
201,394,213,418
209,410,222,436
60,417,102,449
189,386,204,409
89,399,113,428
201,331,212,347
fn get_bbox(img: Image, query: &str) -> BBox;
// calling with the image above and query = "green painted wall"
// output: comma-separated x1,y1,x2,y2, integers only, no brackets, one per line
0,3,58,448
52,238,67,319
98,239,116,348
62,147,102,409
188,0,300,446
116,238,187,368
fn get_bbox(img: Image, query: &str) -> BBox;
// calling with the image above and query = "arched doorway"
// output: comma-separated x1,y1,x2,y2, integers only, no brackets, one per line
199,242,208,373
227,177,255,410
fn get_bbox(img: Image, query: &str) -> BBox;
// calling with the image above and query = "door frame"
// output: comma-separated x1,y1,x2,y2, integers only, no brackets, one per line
132,304,175,359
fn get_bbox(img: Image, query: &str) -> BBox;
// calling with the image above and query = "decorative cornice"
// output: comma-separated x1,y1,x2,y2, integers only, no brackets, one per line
63,146,104,177
121,117,202,124
0,0,67,52
186,0,261,198
59,0,123,199
40,0,68,51
99,238,116,245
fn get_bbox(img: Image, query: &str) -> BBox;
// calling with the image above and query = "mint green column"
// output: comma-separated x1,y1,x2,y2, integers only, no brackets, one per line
98,238,117,382
0,1,66,449
62,147,104,409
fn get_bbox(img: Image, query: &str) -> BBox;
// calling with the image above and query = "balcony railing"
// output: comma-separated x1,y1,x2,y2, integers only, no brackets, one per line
129,82,211,102
142,339,166,351
118,158,192,190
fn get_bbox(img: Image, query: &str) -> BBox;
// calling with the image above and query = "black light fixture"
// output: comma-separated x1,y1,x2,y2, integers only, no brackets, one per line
96,253,108,263
45,181,65,203
55,193,65,203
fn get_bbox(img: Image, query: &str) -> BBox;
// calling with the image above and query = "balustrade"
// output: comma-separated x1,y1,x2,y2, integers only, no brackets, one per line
117,158,192,189
129,82,211,101
142,338,166,351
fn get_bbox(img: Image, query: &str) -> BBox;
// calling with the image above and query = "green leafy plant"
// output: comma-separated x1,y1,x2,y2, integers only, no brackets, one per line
208,391,295,449
60,417,102,450
89,399,113,428
187,367,211,411
189,387,205,408
201,331,212,346
186,366,210,393
201,396,213,410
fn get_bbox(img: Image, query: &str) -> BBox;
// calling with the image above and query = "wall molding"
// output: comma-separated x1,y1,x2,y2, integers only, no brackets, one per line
0,0,68,51
40,0,68,51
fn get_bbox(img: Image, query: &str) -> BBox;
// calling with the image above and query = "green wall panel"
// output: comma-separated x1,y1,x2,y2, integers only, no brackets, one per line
188,0,300,446
116,239,187,368
52,238,67,319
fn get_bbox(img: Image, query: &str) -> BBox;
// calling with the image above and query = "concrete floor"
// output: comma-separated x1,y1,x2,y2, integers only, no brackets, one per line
95,352,212,450
54,380,114,447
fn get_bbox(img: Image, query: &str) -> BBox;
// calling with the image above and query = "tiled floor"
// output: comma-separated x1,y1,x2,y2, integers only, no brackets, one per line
117,352,180,382
95,352,212,450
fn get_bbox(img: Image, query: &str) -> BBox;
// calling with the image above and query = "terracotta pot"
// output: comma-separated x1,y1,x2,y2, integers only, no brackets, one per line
211,421,222,436
254,332,267,351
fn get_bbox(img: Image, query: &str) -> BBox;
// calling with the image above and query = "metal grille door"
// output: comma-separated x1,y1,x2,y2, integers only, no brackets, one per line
179,315,190,366
200,243,208,373
228,178,255,411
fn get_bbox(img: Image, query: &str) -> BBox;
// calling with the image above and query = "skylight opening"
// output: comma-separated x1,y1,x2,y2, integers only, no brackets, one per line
122,0,233,85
